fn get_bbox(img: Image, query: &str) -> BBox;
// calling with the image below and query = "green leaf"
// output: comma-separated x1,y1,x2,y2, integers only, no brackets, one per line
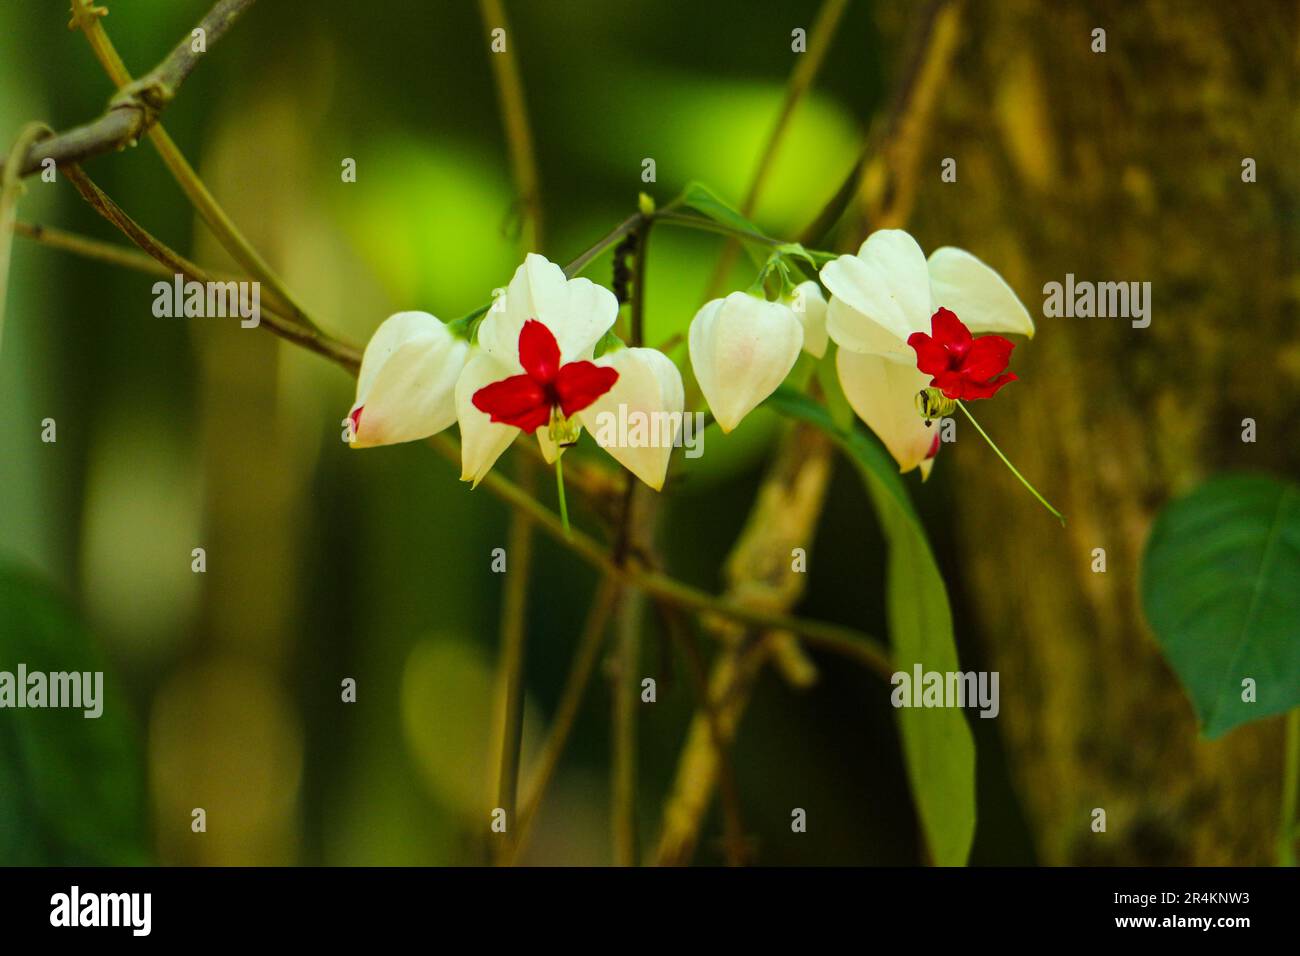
775,242,836,272
816,345,855,432
677,181,768,240
1141,473,1300,739
767,388,976,865
0,563,149,864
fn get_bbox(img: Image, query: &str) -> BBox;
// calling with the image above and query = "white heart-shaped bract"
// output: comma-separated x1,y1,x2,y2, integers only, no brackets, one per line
926,246,1034,338
788,280,829,358
821,229,1031,475
688,291,804,433
348,311,469,448
579,347,686,491
477,253,619,368
454,349,520,487
456,254,622,482
836,345,938,479
821,229,932,359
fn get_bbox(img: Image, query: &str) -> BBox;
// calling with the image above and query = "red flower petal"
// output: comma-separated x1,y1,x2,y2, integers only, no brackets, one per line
518,319,561,385
472,373,552,433
349,405,364,436
914,307,1019,402
961,334,1015,382
908,331,951,376
554,361,619,417
930,307,972,359
954,372,1018,400
931,370,966,399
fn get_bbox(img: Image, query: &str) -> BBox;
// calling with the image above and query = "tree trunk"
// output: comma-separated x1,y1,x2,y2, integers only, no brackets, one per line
927,0,1299,864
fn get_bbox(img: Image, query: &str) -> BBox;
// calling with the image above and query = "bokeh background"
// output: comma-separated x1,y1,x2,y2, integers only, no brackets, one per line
0,0,1295,866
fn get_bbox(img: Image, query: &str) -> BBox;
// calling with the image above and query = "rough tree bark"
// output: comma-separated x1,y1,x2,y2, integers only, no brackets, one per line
923,0,1299,864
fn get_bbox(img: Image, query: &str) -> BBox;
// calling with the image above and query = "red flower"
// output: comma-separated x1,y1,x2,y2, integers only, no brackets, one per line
907,307,1017,401
472,319,619,433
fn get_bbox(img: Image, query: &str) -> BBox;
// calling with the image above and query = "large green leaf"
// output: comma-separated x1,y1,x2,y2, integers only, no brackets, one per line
768,388,976,865
1141,473,1300,739
0,563,149,864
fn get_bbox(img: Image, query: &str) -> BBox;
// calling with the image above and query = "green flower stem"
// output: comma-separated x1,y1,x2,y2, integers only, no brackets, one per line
61,165,362,372
564,213,644,279
453,212,646,333
609,218,654,865
956,401,1065,525
491,461,535,865
13,220,240,283
508,573,622,864
478,0,543,253
70,0,326,336
652,210,781,247
1280,708,1300,866
458,204,834,333
612,576,644,865
0,124,53,360
425,435,892,677
555,454,571,536
702,0,849,299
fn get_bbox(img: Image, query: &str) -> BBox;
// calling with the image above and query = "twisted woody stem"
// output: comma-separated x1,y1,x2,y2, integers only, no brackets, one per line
62,0,324,335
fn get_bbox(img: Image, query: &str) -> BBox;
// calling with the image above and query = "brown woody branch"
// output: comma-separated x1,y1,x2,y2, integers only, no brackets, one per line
3,0,257,180
61,164,362,372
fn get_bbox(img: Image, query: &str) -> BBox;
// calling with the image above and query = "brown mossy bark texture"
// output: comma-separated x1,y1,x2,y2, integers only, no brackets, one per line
913,0,1299,864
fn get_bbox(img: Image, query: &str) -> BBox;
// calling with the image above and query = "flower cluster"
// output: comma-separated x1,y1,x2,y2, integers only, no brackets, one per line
346,229,1033,491
821,230,1033,478
349,254,684,490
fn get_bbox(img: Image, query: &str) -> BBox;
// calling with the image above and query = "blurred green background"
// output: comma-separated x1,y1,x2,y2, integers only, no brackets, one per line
2,0,1294,866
